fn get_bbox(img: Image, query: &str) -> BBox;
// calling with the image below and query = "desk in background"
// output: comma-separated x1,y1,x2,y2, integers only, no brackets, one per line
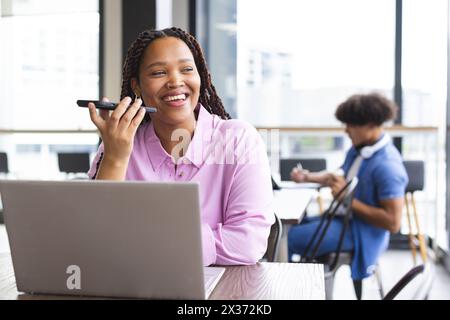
0,253,325,300
273,188,316,262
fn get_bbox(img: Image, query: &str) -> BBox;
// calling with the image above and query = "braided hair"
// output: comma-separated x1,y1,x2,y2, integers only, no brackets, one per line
120,27,231,122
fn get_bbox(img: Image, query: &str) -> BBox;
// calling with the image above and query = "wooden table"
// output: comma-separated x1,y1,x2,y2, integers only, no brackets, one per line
273,189,316,262
0,253,325,300
209,262,324,300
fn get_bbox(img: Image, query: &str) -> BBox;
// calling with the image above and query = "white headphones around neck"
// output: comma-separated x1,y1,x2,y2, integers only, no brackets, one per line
359,134,391,159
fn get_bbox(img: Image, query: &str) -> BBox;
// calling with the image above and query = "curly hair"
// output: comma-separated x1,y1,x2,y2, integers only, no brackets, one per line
120,27,231,122
335,93,398,126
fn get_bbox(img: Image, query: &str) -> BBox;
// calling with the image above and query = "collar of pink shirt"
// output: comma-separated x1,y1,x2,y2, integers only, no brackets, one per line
143,104,219,172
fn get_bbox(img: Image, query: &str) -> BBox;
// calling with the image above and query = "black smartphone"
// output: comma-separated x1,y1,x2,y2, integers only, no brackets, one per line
77,100,157,113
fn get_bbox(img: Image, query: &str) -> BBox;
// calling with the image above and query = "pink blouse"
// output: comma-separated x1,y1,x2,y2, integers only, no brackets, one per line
88,105,274,266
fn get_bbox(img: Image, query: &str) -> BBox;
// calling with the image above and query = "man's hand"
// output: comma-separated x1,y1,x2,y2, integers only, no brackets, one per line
330,174,347,200
290,168,310,183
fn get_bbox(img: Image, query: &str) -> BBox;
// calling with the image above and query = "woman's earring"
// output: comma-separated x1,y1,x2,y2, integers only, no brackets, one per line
134,92,141,101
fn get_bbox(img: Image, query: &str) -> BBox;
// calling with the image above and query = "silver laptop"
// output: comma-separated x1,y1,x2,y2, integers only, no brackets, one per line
0,180,225,299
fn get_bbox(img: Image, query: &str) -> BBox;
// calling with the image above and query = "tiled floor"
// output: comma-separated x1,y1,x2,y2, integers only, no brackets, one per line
332,249,450,300
1,224,449,299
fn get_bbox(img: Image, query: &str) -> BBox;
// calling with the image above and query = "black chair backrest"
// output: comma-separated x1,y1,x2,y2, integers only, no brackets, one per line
271,176,281,190
0,152,8,173
403,160,424,193
301,177,358,270
279,158,327,181
383,263,433,300
57,152,90,174
263,213,283,262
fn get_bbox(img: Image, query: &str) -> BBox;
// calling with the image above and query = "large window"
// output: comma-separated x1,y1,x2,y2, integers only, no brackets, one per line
0,0,99,130
206,0,396,126
203,0,449,250
0,0,100,178
204,0,396,172
402,0,448,249
237,0,395,127
206,0,237,118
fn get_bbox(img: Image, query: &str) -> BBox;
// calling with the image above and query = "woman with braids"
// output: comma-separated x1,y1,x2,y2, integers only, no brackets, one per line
288,93,408,282
86,27,274,266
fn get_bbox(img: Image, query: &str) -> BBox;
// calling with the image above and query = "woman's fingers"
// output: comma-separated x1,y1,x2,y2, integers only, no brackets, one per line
117,98,143,131
88,102,105,131
109,96,132,126
99,109,110,121
90,96,144,153
128,107,146,134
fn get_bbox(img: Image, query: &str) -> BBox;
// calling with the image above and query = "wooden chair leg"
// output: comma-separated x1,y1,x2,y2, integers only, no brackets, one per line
404,193,417,265
411,193,428,263
317,194,324,214
374,264,384,299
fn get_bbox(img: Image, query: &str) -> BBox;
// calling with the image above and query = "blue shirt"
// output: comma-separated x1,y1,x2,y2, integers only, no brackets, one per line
342,138,408,280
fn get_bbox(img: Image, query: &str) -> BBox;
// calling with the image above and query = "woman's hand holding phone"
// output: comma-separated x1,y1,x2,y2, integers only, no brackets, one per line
88,96,146,176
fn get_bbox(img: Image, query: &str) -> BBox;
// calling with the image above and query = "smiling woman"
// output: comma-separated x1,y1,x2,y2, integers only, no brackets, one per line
132,37,202,128
86,27,275,267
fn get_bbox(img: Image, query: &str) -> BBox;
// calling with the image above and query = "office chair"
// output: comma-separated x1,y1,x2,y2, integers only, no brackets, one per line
57,152,90,174
298,177,380,300
271,176,281,190
279,158,327,213
262,213,283,262
383,263,434,300
403,160,428,265
0,152,9,174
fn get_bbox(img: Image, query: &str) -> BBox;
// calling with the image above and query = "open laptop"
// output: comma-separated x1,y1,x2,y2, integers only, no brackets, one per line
0,180,225,299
